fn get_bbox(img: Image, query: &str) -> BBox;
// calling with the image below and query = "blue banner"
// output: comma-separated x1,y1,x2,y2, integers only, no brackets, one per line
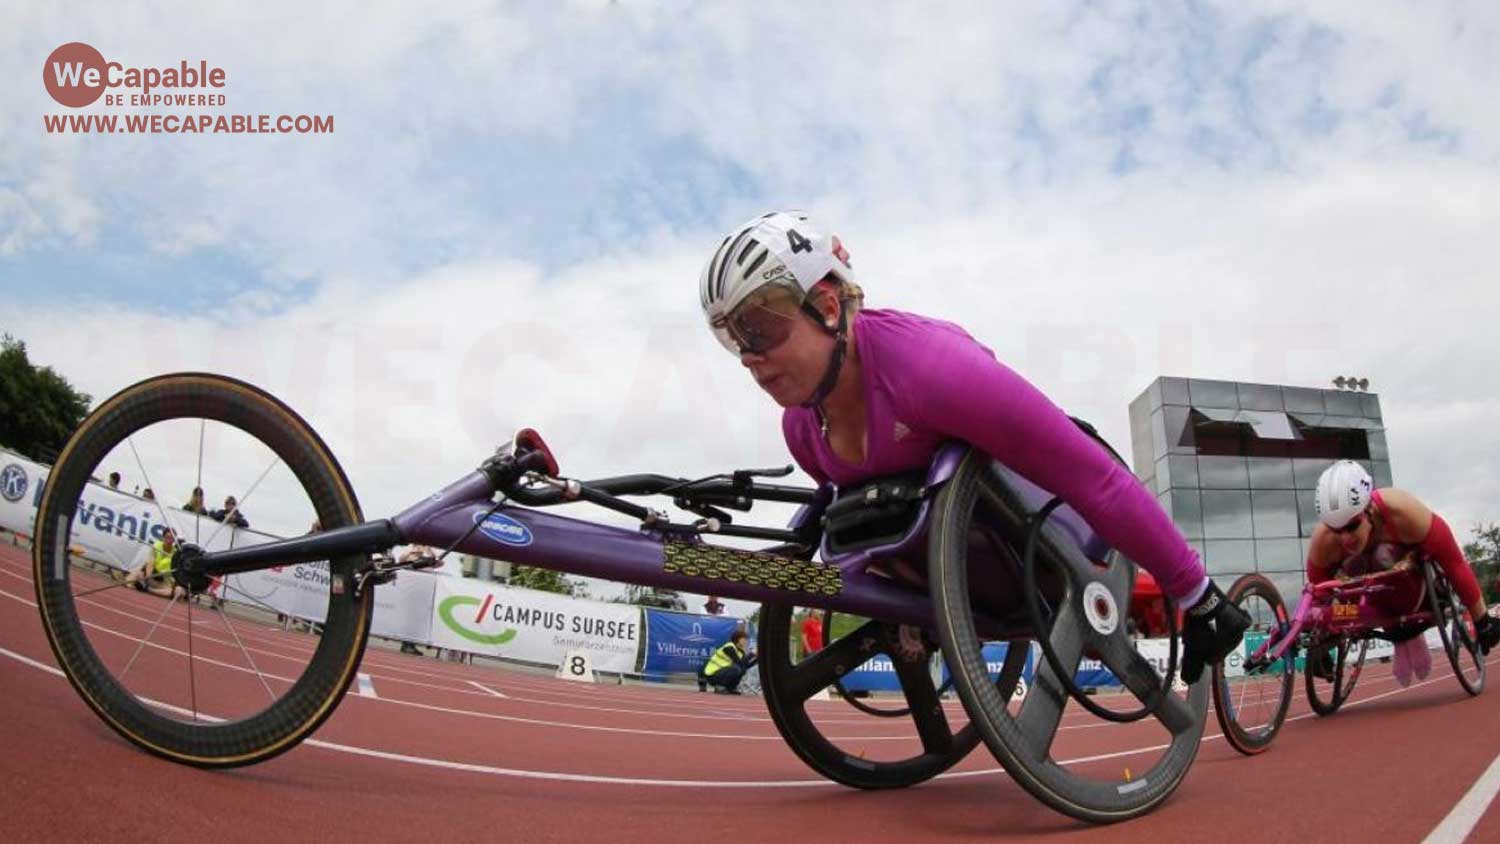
642,610,741,677
841,642,1038,693
839,653,903,692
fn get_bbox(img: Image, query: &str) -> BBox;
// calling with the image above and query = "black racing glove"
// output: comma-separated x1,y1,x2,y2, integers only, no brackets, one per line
1181,582,1250,684
1477,615,1500,655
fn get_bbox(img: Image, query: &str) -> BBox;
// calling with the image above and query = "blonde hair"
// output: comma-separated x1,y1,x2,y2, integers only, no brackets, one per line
811,275,864,318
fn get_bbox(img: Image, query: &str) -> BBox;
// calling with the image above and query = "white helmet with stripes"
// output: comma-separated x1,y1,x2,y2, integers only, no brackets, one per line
1314,460,1374,529
699,210,855,346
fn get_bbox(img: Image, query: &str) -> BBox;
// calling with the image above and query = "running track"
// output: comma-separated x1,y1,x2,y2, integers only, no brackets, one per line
1,541,1497,844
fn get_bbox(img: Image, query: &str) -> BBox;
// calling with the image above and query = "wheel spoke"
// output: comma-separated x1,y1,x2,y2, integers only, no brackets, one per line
1099,556,1134,615
195,419,205,544
120,588,182,682
218,578,303,624
186,589,199,722
1093,632,1196,734
125,435,182,541
889,650,953,755
215,599,278,703
201,455,280,549
1017,600,1085,760
72,567,167,599
783,619,883,703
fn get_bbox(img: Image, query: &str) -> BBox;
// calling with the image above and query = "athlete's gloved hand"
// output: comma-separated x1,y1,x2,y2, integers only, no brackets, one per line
1181,582,1250,684
1476,614,1500,655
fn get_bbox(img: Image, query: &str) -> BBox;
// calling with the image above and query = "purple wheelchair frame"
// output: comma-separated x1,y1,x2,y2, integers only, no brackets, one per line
196,441,1115,637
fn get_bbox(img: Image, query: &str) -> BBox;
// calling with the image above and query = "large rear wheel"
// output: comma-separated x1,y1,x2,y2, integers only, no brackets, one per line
930,450,1208,824
1424,563,1485,696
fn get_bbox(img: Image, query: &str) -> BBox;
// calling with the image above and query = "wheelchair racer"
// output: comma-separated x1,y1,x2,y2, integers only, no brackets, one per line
698,210,1249,683
1307,460,1500,686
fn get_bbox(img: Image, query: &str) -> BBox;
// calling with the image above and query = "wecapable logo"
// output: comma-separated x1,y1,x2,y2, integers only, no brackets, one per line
40,41,333,136
43,42,226,108
437,593,518,646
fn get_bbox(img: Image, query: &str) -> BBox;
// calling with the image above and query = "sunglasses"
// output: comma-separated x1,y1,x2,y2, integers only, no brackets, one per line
711,283,816,356
1330,514,1365,535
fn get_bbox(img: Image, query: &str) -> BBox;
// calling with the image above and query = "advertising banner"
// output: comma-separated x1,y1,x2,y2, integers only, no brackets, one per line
642,609,741,676
842,642,1038,693
0,452,227,572
429,576,641,673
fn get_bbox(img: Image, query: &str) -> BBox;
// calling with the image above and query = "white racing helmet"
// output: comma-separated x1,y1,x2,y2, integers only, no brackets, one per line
1314,460,1374,529
699,210,855,353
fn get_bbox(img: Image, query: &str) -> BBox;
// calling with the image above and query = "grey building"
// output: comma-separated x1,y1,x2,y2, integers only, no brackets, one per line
1127,377,1390,603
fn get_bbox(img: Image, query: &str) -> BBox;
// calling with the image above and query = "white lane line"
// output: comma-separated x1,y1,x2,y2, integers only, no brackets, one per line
1422,752,1500,844
4,639,1499,792
0,644,65,678
467,680,509,699
357,672,378,699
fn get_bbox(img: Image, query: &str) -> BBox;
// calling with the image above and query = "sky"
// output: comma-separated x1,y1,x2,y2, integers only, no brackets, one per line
4,1,1499,615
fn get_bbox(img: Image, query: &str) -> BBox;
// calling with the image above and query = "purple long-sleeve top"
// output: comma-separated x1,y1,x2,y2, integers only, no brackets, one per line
782,308,1208,604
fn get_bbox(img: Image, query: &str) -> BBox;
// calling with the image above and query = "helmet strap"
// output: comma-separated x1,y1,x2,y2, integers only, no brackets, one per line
801,298,848,410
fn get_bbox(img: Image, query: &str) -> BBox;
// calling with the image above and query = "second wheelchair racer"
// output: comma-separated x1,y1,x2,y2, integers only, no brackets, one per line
1307,460,1500,686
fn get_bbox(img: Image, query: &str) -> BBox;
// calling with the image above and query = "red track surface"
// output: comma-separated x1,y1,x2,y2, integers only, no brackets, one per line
2,540,1497,844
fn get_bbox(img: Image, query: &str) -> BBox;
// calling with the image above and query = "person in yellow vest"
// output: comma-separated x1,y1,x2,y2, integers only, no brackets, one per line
698,630,757,695
124,528,186,599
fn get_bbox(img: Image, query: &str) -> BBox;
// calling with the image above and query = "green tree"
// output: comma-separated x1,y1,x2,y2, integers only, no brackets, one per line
507,564,580,596
1463,523,1500,605
0,335,91,461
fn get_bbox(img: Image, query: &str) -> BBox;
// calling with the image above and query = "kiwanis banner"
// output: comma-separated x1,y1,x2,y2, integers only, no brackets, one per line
0,451,210,571
641,609,741,676
429,576,641,673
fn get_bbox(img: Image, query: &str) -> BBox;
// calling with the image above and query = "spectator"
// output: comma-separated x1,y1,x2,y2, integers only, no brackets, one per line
142,487,155,501
799,611,824,659
108,472,121,489
698,630,757,695
703,595,725,616
123,528,186,600
182,486,208,515
210,495,248,529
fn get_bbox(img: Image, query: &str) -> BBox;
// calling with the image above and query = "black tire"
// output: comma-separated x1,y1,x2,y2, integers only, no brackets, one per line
1423,563,1485,696
1305,635,1366,716
1213,574,1294,755
929,450,1209,824
33,373,374,767
758,602,985,788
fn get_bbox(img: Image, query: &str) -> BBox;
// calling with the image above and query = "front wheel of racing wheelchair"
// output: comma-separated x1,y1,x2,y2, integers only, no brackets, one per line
1212,574,1295,753
928,449,1209,824
1305,633,1367,717
32,373,375,767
